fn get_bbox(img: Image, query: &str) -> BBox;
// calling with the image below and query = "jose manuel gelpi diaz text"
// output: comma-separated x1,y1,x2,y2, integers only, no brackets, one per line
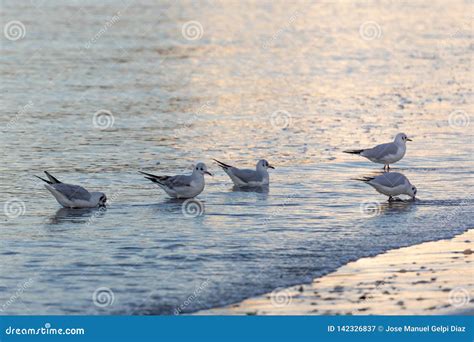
385,325,466,333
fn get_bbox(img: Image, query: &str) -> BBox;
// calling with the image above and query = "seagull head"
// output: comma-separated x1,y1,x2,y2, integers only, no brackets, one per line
406,184,417,200
194,162,212,176
257,159,275,171
92,192,107,207
100,193,107,207
395,133,412,144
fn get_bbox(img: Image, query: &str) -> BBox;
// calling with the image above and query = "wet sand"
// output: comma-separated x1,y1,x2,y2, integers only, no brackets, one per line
198,229,473,315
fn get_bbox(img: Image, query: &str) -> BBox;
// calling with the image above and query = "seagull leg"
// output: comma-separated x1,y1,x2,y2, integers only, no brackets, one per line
387,164,390,171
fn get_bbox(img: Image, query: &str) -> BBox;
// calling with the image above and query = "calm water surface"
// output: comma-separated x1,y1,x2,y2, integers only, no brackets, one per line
1,0,472,314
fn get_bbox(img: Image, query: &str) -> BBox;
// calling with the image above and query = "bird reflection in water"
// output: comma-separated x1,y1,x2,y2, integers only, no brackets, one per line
48,207,107,225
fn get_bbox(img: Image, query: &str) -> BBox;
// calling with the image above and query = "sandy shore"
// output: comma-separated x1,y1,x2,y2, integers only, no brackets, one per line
198,229,473,315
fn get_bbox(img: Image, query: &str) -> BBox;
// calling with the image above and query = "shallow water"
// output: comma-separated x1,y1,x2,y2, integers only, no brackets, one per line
0,0,472,314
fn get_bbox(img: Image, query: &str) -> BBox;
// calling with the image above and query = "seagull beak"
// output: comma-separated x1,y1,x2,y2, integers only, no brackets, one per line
205,171,213,176
406,138,412,141
268,165,275,169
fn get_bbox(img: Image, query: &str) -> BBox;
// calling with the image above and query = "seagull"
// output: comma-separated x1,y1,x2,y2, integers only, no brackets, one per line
213,159,274,187
344,133,412,171
357,172,417,201
35,171,107,208
139,162,212,199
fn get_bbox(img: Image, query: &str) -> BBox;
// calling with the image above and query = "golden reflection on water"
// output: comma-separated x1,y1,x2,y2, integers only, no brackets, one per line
0,0,472,315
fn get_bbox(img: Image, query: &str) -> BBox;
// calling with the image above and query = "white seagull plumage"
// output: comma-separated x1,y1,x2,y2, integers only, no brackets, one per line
358,172,417,201
35,171,107,208
344,133,412,170
213,159,274,187
140,162,212,199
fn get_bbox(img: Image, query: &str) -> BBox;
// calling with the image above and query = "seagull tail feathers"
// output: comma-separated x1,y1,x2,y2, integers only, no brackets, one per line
212,158,232,169
353,176,374,182
139,171,166,185
44,171,61,184
343,149,364,155
35,175,53,184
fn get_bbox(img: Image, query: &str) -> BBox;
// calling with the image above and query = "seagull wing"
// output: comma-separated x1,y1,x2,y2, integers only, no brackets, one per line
139,171,192,189
167,175,193,188
372,172,407,188
231,168,261,183
363,142,399,159
52,183,92,201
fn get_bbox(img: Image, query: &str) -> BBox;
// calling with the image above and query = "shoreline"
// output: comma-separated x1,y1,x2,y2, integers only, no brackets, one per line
197,229,473,315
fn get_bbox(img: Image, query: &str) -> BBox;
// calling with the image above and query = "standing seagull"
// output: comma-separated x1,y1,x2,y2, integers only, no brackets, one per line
344,133,412,170
213,159,274,187
139,162,212,199
357,172,417,201
35,171,107,208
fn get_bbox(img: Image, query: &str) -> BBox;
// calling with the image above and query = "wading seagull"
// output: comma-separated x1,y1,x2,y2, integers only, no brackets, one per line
35,171,107,208
357,172,417,202
344,133,412,171
213,159,274,187
139,162,212,199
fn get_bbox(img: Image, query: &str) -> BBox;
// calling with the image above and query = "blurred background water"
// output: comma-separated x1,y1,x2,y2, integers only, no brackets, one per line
0,0,472,314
